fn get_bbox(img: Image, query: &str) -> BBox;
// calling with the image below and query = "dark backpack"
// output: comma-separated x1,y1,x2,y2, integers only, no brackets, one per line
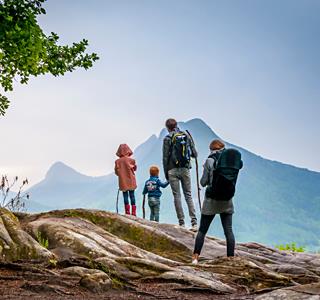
206,148,243,201
170,131,191,168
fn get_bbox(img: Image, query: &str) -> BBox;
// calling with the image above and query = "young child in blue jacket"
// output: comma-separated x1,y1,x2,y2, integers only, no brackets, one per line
142,166,169,222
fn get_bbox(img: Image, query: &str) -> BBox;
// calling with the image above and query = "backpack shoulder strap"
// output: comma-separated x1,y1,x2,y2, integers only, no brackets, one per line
171,131,185,142
209,150,223,169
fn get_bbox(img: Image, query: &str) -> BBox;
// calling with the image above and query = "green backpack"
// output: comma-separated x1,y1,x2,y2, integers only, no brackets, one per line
206,148,243,201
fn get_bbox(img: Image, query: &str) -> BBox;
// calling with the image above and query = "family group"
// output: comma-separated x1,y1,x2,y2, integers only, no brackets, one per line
115,118,243,262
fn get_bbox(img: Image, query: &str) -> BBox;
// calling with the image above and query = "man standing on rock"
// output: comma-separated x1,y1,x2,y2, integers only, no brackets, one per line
162,118,198,230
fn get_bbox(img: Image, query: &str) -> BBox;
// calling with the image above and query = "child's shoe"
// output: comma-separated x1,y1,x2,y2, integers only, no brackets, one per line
125,204,131,215
131,205,137,216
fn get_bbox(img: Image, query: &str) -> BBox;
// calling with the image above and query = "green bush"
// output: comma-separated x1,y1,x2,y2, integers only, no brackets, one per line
36,231,49,249
275,242,305,253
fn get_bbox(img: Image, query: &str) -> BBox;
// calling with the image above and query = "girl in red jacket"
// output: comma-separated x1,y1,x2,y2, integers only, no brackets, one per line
114,144,137,216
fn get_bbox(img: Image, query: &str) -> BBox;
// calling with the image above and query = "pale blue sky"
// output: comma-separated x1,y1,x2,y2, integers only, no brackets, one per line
0,0,319,184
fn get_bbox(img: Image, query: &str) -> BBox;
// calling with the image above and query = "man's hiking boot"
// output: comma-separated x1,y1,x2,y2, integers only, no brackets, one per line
125,204,130,215
190,224,198,232
179,221,185,228
131,205,137,216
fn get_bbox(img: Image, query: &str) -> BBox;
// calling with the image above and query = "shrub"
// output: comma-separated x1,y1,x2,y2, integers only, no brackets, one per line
0,175,29,211
275,242,305,253
36,231,49,249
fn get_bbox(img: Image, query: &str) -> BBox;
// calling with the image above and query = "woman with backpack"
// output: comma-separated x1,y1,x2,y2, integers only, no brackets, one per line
114,144,137,216
192,139,242,264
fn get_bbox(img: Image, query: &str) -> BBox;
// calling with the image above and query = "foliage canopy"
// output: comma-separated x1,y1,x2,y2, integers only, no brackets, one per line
0,0,99,115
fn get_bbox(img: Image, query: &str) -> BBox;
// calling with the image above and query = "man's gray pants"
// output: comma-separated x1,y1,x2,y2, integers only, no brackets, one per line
168,168,197,226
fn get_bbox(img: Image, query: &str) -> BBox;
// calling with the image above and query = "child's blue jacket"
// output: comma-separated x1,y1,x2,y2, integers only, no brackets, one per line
142,176,169,199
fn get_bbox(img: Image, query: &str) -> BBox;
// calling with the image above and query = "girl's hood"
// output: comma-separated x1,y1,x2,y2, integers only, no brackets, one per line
116,144,133,158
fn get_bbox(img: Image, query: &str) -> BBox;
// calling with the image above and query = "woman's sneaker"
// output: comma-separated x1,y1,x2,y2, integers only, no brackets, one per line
192,258,198,265
191,254,199,265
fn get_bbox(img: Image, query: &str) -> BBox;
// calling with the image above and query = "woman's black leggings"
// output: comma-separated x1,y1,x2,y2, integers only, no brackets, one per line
194,213,235,257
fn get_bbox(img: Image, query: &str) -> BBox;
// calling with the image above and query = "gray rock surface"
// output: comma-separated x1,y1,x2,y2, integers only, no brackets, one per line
0,208,317,299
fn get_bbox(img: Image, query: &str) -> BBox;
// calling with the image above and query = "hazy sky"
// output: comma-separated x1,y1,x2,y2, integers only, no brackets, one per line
0,0,319,185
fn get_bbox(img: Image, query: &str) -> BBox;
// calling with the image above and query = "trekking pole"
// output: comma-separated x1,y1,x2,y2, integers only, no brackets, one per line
186,130,202,211
194,157,202,211
142,194,146,219
116,189,120,214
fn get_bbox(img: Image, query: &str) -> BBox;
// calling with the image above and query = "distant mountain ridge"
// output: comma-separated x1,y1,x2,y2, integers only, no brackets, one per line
26,118,320,250
27,162,115,211
44,161,99,184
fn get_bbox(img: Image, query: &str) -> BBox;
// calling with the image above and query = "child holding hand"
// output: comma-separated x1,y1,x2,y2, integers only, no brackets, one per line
143,166,169,222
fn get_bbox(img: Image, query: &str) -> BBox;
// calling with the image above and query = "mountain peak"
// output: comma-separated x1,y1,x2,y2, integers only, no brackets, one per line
156,118,220,140
185,117,207,125
182,118,220,139
183,118,211,130
45,161,89,182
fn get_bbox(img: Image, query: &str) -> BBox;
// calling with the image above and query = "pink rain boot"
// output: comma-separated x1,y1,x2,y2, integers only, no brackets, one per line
125,204,130,215
131,205,137,216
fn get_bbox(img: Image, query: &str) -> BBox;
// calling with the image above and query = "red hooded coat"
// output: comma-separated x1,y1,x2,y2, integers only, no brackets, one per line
114,144,137,191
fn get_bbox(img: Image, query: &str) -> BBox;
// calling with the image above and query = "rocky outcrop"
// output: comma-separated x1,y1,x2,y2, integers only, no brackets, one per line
0,208,319,299
255,282,320,299
0,208,52,261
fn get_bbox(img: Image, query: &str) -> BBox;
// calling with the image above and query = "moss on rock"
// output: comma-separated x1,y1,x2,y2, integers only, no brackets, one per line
26,209,192,263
